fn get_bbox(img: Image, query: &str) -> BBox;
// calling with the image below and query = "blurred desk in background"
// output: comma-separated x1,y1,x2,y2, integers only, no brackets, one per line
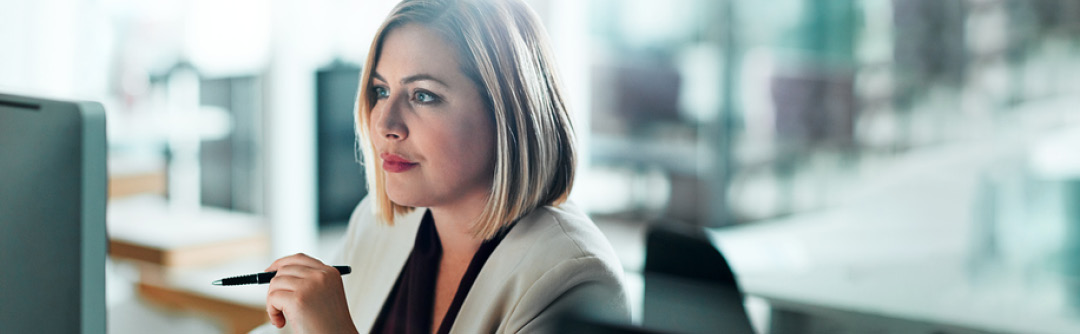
711,213,1080,334
706,132,1080,334
132,258,271,334
108,196,270,334
108,170,167,199
108,196,268,267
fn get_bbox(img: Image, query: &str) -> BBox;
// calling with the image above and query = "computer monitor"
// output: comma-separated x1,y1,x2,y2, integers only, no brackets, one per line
0,92,107,334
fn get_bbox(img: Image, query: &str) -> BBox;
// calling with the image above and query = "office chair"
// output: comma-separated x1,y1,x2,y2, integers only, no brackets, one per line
642,221,755,334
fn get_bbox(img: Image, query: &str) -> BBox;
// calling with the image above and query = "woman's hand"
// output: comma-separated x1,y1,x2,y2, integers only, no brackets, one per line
265,253,358,334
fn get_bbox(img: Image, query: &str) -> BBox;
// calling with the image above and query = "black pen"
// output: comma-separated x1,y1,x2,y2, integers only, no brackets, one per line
212,265,352,286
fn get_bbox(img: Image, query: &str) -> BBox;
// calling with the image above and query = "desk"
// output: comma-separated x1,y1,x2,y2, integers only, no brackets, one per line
703,135,1080,334
132,258,273,334
107,196,271,334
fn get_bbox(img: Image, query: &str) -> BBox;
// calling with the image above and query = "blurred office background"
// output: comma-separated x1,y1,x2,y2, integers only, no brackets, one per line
4,0,1080,333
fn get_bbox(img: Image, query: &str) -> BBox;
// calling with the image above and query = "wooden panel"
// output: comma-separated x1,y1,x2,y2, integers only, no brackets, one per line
138,283,267,334
109,171,167,199
109,235,269,267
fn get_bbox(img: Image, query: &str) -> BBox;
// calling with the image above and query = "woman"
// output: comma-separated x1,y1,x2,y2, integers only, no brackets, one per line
255,0,629,332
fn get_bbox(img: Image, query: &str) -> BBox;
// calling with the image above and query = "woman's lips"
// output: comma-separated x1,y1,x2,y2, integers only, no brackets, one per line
380,153,418,173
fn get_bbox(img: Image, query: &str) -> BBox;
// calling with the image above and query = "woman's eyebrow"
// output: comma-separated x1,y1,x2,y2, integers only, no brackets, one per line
401,73,449,88
371,71,449,88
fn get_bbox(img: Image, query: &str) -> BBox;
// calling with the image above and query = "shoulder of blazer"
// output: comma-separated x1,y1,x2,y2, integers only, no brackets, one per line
496,202,622,275
456,202,627,333
476,203,624,304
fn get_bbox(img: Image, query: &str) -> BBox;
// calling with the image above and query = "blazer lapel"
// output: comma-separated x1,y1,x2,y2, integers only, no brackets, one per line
350,207,427,331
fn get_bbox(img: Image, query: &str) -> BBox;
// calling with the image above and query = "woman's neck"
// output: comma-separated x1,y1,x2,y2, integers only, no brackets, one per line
428,192,488,262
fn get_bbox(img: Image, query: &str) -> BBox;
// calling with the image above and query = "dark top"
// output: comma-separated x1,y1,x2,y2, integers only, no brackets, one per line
371,210,509,334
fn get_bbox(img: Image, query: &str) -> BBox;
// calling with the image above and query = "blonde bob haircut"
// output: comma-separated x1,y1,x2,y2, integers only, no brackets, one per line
354,0,577,240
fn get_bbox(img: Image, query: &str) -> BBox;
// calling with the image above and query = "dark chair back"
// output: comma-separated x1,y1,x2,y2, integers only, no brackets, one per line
643,221,755,333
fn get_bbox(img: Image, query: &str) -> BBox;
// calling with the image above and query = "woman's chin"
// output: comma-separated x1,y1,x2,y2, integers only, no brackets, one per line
386,191,426,208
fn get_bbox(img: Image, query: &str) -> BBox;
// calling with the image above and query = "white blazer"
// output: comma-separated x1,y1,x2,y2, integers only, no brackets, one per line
252,196,630,333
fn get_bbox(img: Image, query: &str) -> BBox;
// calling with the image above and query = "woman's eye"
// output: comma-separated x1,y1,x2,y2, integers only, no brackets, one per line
373,86,389,99
414,91,439,104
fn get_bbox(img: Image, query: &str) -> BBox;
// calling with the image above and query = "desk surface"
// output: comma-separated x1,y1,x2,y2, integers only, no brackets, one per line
107,196,273,333
705,131,1080,334
108,195,269,267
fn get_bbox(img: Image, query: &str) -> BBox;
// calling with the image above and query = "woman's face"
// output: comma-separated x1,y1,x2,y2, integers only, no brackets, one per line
369,24,496,210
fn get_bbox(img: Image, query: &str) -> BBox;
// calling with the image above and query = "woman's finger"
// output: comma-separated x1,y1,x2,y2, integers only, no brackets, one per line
267,274,306,293
265,253,321,272
266,289,295,328
261,254,346,332
272,264,324,281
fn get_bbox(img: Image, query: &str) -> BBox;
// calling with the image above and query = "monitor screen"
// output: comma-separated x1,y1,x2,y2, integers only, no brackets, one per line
0,92,107,334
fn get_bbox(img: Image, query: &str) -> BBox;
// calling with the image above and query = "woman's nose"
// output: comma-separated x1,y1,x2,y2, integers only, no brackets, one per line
373,97,408,141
